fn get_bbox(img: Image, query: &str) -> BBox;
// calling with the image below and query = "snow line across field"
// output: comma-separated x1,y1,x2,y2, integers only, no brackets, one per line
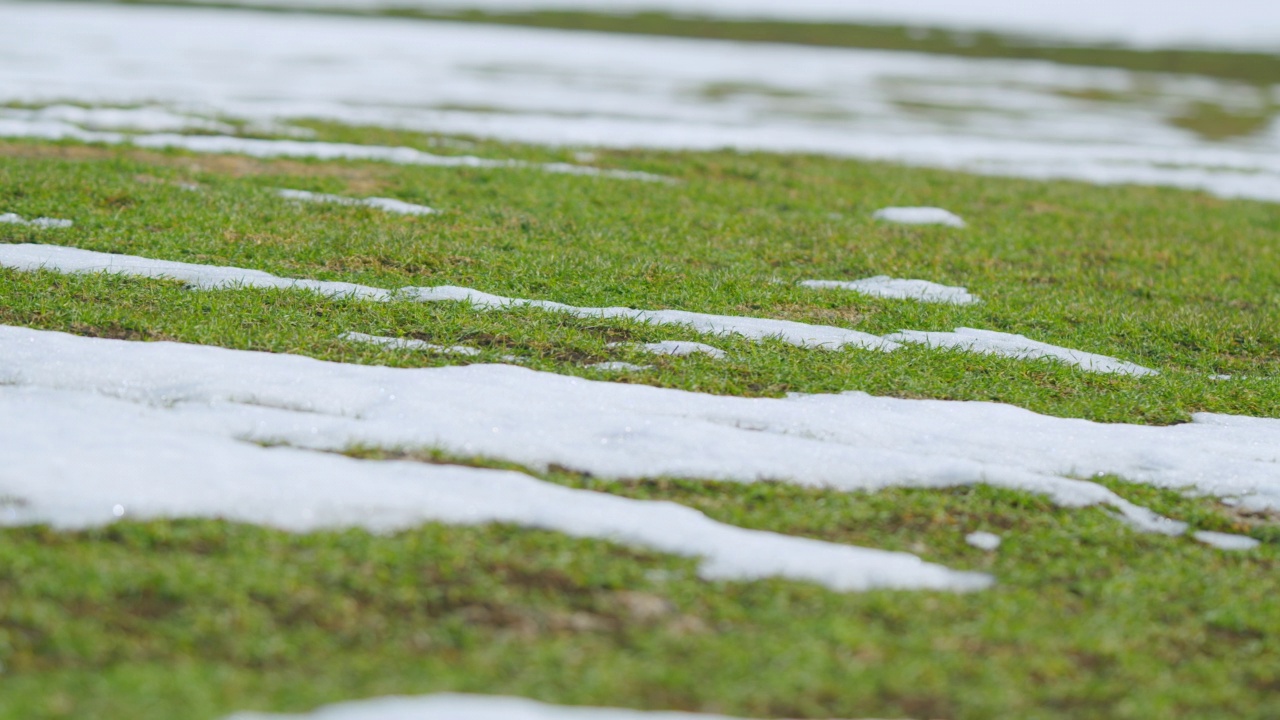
2,325,1277,541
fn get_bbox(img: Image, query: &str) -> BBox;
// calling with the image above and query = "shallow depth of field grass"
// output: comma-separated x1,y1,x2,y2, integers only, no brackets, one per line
1,127,1279,719
82,0,1280,88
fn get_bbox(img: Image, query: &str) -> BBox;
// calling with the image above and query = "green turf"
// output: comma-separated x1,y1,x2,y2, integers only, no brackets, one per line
1,128,1279,718
70,0,1280,87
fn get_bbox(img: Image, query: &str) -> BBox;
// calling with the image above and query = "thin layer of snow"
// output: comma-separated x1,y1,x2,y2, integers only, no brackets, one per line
0,213,73,229
7,324,1280,530
5,5,1280,202
279,189,437,216
872,207,966,228
1192,531,1261,551
802,277,978,305
885,327,1157,376
180,0,1280,52
225,693,892,720
0,244,897,351
342,331,481,356
588,361,654,372
965,531,1001,551
0,103,235,134
613,341,727,359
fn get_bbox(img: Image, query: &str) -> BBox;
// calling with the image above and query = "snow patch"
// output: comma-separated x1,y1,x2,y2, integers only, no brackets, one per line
1192,531,1261,551
0,213,72,229
224,693,896,720
872,207,966,228
342,332,481,356
278,189,436,216
885,327,1156,376
802,277,978,305
965,531,1002,551
0,244,897,352
6,325,1280,532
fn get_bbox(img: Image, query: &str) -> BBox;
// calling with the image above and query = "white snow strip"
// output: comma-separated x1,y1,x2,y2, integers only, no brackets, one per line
5,5,1280,202
0,384,983,592
613,341,727,359
0,244,897,352
278,189,436,216
0,213,73,229
0,103,235,134
342,331,481,356
588,361,654,372
1192,531,1261,551
802,277,978,305
7,324,1280,531
885,327,1157,376
872,207,966,228
179,0,1280,52
965,531,1002,551
224,693,893,720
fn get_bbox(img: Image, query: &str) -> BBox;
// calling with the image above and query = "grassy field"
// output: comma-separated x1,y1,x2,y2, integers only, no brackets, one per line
2,125,1279,718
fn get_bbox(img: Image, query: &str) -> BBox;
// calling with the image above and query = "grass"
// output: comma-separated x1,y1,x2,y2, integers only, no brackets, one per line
75,0,1280,86
2,125,1279,718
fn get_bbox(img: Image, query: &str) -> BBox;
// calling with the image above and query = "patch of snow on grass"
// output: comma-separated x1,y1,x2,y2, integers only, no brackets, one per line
1192,531,1261,551
872,207,966,228
0,214,72,229
885,327,1156,376
341,332,481,356
0,104,235,134
0,244,896,352
965,531,1002,551
7,325,1280,533
224,692,894,719
279,189,436,216
613,341,728,359
6,5,1280,202
802,277,978,305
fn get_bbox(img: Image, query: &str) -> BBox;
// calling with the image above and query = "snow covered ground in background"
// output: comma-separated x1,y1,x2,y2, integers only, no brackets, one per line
3,3,1280,201
146,0,1280,52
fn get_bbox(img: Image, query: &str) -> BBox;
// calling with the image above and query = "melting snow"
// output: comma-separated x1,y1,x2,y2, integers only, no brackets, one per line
802,277,978,305
224,693,889,720
885,327,1156,376
1192,531,1261,551
965,532,1002,551
342,332,481,356
5,325,1280,531
614,341,728,359
0,214,72,229
0,244,895,352
5,5,1280,202
872,207,966,228
279,189,436,216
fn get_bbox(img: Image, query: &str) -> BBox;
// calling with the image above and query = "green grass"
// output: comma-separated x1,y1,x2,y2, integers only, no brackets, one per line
2,128,1279,718
75,0,1280,86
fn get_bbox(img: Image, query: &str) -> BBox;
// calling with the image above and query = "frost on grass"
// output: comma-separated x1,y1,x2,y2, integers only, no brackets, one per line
0,244,896,352
885,327,1156,376
872,207,966,228
278,189,436,216
965,531,1002,551
588,362,654,372
611,341,728,359
5,325,1280,536
341,332,481,356
802,277,978,305
224,693,887,720
0,213,72,229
